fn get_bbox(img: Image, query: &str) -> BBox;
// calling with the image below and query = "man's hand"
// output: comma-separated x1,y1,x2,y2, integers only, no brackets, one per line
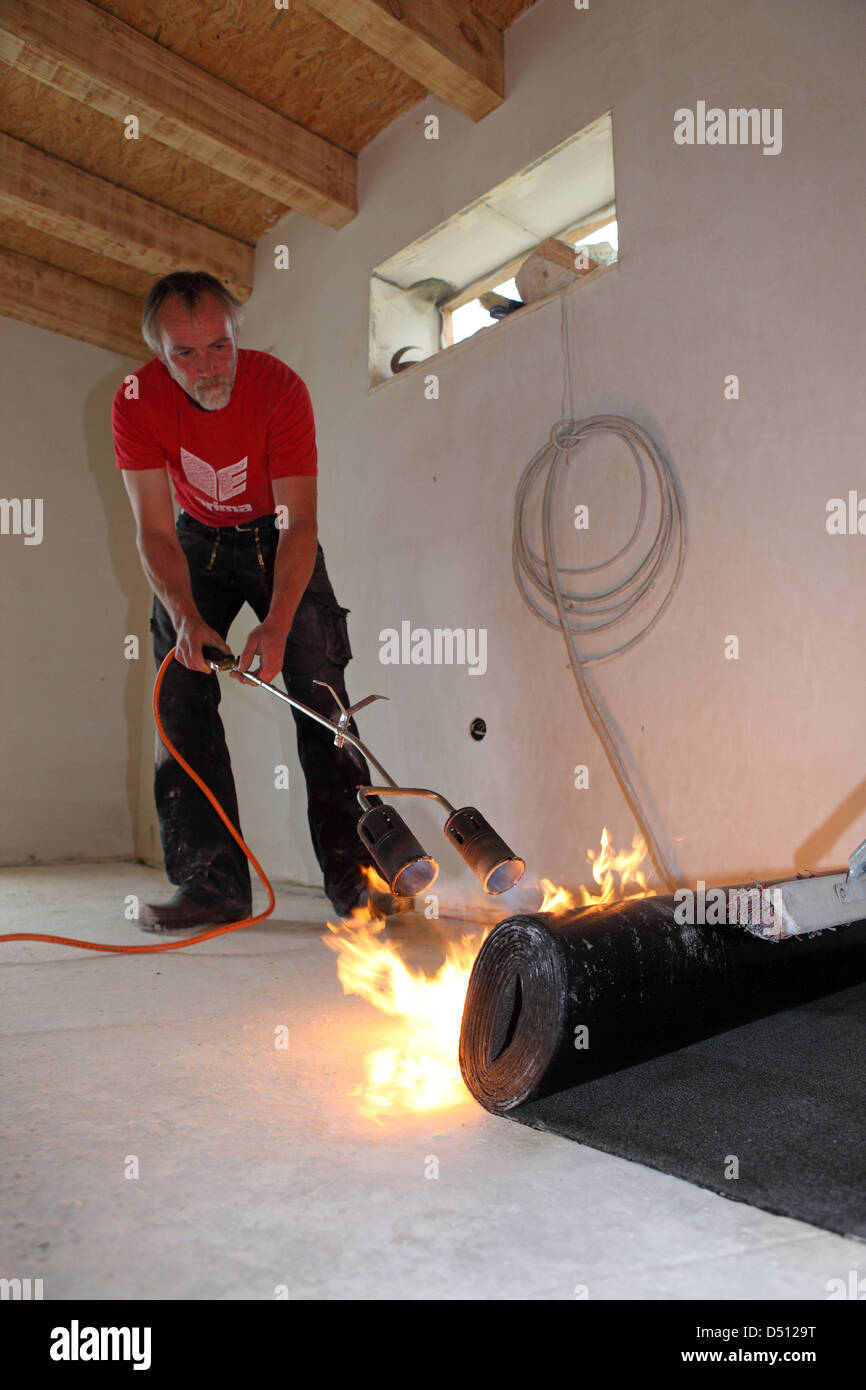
233,618,290,686
175,617,233,673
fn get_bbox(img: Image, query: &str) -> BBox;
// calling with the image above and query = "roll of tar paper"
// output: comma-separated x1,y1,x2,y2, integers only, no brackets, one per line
458,895,866,1114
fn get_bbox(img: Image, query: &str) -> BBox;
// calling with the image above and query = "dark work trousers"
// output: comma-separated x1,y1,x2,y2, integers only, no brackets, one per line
150,510,379,915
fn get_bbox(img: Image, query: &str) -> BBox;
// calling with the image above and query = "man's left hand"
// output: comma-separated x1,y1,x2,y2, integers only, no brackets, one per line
232,618,291,686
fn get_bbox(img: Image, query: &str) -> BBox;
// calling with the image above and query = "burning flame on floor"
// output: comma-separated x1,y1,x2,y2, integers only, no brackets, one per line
324,831,654,1121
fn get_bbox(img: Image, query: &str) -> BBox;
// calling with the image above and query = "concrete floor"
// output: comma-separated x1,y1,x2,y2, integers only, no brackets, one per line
1,862,862,1302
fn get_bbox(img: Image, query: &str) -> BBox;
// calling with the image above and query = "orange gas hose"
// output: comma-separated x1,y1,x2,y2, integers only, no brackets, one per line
0,648,275,952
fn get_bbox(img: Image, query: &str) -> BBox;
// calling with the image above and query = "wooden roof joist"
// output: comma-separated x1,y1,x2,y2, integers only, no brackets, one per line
0,134,254,301
0,0,358,229
306,0,505,122
0,246,145,358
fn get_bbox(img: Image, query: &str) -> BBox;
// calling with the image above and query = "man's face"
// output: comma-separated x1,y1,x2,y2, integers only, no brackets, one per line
157,293,238,410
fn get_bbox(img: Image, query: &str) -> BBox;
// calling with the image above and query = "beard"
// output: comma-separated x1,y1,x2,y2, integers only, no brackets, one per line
163,353,238,411
189,372,235,410
192,382,232,410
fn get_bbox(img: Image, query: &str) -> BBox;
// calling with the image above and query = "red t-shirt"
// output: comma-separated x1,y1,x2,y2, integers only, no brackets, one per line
112,349,317,526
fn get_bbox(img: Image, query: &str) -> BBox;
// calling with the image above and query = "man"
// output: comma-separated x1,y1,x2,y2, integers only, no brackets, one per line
113,270,401,930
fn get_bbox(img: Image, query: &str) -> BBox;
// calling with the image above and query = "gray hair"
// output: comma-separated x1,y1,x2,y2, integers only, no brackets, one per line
142,271,244,355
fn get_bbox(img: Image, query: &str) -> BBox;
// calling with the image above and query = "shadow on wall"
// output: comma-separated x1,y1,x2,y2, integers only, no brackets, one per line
794,778,866,875
83,357,154,862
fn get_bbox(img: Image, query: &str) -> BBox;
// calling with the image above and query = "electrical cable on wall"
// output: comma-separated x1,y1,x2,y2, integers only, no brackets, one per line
512,296,687,892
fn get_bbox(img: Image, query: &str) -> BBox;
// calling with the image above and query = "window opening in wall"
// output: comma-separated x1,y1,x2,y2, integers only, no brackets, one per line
369,111,617,386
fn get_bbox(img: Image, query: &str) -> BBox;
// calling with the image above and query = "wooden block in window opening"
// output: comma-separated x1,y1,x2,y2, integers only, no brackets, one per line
515,237,598,304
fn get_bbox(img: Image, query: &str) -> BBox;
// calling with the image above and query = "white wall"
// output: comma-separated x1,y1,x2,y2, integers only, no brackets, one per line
0,320,146,864
233,0,866,897
5,0,865,905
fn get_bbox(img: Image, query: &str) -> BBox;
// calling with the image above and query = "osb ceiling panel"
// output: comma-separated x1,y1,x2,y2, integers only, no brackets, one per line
0,213,154,298
0,64,280,243
89,0,427,154
0,0,537,343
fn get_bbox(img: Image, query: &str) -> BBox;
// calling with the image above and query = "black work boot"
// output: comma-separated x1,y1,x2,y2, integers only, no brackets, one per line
138,889,252,933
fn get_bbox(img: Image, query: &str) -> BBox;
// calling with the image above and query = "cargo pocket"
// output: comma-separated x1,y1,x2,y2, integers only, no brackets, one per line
320,598,353,668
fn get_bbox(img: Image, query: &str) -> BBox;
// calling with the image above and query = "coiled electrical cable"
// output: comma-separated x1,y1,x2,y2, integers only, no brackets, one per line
513,413,686,891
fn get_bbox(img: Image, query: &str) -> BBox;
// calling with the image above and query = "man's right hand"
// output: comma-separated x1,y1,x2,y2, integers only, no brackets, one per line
122,472,226,673
174,617,232,674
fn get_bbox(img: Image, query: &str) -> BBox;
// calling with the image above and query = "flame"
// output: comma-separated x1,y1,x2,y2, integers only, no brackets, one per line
579,826,652,905
325,836,653,1120
537,879,575,913
324,869,485,1120
537,829,653,914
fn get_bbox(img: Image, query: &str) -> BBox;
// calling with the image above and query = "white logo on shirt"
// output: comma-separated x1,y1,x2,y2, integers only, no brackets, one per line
180,447,249,504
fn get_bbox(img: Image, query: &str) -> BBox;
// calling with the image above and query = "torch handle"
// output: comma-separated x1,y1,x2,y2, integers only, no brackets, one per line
202,645,239,672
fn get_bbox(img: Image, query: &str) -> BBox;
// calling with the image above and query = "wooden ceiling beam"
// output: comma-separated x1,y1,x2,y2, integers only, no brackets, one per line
0,246,145,358
305,0,504,121
0,134,254,301
0,0,357,229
